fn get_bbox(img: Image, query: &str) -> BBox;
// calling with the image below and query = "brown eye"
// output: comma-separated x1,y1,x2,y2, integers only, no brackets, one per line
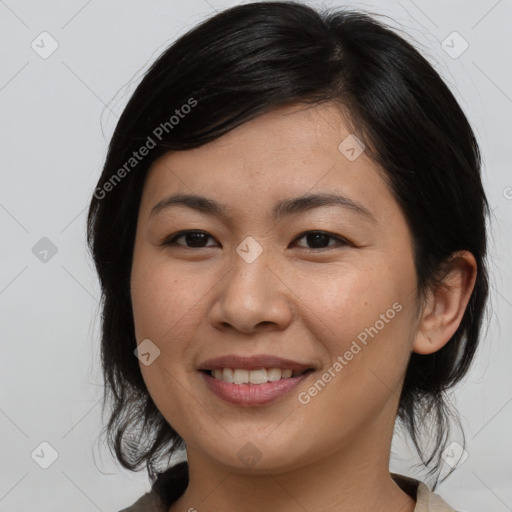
293,231,350,250
162,231,218,248
161,230,350,251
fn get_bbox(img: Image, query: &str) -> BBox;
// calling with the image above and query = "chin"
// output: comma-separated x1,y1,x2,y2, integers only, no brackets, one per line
193,434,315,475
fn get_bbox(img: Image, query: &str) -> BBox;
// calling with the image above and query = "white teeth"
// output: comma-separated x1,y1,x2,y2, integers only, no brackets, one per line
210,368,299,384
249,369,267,384
223,368,234,383
267,368,281,381
233,369,249,384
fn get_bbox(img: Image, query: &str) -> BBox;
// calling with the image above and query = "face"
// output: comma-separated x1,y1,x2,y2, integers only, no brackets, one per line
130,102,421,473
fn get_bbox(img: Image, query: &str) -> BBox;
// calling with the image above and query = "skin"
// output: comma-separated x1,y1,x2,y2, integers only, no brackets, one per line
130,102,477,512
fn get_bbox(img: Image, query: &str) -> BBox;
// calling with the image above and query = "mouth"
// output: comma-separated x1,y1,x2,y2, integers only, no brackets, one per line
197,354,316,406
200,367,313,384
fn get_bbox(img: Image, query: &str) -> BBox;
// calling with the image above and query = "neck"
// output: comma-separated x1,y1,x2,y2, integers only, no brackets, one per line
168,421,416,512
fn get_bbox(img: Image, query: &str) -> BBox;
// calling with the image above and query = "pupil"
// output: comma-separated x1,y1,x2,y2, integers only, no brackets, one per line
307,232,329,248
187,233,207,247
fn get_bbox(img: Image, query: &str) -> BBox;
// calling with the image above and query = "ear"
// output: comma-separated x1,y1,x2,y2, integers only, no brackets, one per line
413,251,477,355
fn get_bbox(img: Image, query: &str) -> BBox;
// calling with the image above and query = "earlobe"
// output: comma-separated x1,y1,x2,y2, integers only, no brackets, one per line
412,251,477,355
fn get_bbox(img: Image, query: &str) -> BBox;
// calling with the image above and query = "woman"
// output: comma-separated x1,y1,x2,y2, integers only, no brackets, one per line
87,2,489,511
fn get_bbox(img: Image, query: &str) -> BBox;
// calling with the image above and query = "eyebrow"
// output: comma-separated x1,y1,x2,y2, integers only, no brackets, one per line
149,192,376,222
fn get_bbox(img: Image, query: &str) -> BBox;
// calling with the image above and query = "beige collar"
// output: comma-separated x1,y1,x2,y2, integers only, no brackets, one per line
391,473,457,512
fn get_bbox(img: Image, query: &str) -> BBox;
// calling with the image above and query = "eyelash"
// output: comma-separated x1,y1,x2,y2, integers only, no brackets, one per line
160,230,351,251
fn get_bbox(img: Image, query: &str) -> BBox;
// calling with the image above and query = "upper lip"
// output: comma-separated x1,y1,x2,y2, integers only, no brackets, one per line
197,354,314,372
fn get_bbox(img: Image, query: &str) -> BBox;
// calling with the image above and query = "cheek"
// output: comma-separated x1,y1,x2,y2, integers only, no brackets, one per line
130,256,210,430
131,255,209,343
288,257,418,422
291,270,416,443
289,256,416,350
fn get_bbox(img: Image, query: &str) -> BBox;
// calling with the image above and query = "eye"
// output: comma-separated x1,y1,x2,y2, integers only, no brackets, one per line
161,230,351,250
292,230,350,250
161,230,218,248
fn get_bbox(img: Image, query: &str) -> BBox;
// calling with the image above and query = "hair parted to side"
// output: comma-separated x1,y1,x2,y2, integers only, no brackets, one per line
87,1,489,487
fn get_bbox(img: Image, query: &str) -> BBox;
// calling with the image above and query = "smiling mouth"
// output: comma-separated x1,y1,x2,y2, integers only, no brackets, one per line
200,367,314,384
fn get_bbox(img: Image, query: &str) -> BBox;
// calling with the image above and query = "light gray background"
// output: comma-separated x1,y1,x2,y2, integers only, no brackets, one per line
1,0,511,511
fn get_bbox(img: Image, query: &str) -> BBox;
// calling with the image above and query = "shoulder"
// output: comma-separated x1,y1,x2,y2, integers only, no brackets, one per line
416,481,459,512
118,489,168,512
118,461,189,512
120,466,461,512
391,473,459,512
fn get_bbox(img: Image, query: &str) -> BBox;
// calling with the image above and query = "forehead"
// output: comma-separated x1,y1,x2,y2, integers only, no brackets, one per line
169,103,356,169
139,102,393,221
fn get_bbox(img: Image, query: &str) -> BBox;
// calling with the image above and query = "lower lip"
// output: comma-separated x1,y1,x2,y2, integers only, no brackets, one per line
200,371,313,406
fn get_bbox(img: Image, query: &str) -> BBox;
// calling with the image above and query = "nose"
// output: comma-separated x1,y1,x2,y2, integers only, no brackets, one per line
209,248,293,334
